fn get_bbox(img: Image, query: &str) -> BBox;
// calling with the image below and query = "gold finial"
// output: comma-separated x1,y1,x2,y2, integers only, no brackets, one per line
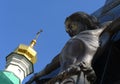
30,29,43,48
14,29,43,64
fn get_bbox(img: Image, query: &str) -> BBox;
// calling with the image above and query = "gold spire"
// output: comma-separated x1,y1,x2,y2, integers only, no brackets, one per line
14,29,43,64
30,29,43,48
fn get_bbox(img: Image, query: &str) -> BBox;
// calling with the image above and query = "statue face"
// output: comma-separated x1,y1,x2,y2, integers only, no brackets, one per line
65,19,86,37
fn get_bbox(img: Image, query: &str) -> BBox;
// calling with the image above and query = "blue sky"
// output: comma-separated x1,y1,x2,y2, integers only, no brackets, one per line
0,0,106,83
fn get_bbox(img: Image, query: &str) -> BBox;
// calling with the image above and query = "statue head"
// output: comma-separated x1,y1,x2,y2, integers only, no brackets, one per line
65,11,99,37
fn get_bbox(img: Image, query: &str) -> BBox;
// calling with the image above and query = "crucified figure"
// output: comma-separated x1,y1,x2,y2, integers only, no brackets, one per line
26,11,112,84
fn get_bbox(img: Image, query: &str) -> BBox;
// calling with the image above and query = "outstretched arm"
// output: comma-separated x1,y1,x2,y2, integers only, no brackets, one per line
26,54,60,83
36,54,60,77
104,18,120,35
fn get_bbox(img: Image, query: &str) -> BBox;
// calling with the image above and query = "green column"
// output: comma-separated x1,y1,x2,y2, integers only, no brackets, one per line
0,71,20,84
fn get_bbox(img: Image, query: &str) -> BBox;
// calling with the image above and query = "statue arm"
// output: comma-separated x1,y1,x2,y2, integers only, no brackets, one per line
26,54,60,84
104,18,120,36
36,53,60,77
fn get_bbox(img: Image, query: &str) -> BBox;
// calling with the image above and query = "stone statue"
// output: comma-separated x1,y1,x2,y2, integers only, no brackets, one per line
54,12,103,84
26,12,120,84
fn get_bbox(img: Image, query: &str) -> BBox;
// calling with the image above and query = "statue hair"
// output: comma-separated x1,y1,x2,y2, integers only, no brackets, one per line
65,11,99,30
